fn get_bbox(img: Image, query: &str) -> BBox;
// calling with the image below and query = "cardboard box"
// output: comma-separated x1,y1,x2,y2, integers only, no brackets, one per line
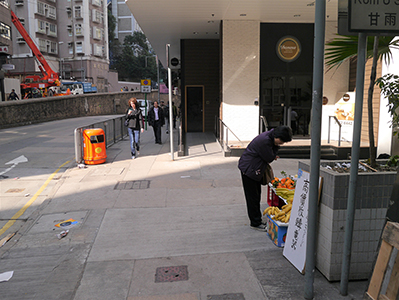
266,214,288,247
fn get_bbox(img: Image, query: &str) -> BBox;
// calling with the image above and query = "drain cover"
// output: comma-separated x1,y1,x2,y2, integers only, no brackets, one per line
114,180,150,190
207,294,245,300
155,265,188,283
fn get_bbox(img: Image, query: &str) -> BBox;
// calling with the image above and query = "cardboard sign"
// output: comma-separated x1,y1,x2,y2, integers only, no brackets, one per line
283,169,322,274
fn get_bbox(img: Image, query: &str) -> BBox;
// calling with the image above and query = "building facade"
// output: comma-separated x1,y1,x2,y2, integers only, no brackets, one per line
7,0,111,93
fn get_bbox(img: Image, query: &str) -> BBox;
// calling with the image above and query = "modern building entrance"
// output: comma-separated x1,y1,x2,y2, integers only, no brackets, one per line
260,23,314,136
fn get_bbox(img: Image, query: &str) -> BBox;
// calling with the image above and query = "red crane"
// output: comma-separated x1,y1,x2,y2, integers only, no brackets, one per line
10,10,60,96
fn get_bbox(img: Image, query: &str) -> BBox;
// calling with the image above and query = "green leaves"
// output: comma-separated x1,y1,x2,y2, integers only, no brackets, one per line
376,74,399,135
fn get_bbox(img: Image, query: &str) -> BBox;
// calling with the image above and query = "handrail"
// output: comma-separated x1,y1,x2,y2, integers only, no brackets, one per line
328,115,342,146
260,116,269,132
74,115,128,164
214,116,244,152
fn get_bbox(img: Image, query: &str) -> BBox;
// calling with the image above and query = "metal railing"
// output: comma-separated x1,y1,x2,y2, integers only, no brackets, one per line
215,116,244,152
74,115,128,164
328,115,342,146
260,115,269,133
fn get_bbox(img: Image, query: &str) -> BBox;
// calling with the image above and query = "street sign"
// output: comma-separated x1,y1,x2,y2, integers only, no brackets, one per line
349,0,399,33
140,79,151,93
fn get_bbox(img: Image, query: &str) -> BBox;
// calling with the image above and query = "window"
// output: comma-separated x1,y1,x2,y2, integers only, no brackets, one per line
76,41,83,53
0,22,11,40
93,44,103,57
74,6,82,18
92,9,103,23
37,2,45,15
66,7,72,18
93,27,102,40
75,24,83,35
68,42,74,54
37,20,46,34
38,38,46,52
50,41,57,54
48,23,57,36
48,6,56,19
67,25,72,36
0,0,10,8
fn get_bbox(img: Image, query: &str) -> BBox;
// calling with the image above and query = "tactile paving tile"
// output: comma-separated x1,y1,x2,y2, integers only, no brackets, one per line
155,265,188,283
206,293,245,300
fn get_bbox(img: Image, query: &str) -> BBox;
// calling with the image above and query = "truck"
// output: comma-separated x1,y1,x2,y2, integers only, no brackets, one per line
10,10,60,97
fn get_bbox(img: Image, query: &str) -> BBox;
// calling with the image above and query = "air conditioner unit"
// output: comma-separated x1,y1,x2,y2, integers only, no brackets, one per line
15,0,24,6
17,37,26,44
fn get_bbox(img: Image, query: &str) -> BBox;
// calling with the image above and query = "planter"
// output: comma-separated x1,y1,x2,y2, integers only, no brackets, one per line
298,160,396,281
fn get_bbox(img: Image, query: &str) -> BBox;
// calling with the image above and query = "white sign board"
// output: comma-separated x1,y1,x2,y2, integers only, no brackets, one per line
283,169,322,274
349,0,399,33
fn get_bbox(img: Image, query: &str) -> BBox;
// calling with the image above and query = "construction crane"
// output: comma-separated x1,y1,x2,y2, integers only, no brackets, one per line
10,10,60,97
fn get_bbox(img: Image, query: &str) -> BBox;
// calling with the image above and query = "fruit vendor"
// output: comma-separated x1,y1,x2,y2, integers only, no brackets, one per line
238,126,292,231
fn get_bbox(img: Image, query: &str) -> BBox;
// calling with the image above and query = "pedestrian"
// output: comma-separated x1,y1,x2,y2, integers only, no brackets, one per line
160,100,169,134
126,98,144,159
238,126,292,231
148,101,165,144
172,102,177,129
291,109,298,135
8,89,19,100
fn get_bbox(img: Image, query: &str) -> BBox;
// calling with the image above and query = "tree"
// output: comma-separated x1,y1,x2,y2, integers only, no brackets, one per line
376,74,399,137
325,35,399,167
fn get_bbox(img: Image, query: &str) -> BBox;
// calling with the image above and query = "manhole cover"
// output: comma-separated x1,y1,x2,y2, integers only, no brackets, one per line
207,294,245,300
155,265,188,283
114,180,150,190
6,188,25,193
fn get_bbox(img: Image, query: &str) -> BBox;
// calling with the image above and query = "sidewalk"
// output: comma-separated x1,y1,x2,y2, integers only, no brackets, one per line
0,124,368,300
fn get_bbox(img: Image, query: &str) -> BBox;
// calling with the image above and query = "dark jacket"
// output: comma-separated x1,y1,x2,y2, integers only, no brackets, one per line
8,91,19,100
125,107,143,130
238,129,279,181
148,107,165,127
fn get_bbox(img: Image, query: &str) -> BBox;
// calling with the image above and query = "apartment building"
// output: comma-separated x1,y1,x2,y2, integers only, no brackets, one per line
8,0,111,92
109,0,142,44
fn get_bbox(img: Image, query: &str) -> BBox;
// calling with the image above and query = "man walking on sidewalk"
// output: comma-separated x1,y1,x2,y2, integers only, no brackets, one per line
148,101,165,144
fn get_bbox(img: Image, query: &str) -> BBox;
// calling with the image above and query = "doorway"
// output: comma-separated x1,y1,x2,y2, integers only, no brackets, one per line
186,86,204,132
260,75,312,136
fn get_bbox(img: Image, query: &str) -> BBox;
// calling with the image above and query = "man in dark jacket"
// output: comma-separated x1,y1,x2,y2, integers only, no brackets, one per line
238,126,292,231
148,101,165,144
8,89,19,100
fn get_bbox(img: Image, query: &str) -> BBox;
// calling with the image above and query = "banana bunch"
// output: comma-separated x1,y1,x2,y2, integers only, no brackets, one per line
275,188,295,204
263,204,292,223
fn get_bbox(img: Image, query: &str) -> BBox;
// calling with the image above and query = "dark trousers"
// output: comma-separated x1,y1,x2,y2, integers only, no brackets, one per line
241,171,262,227
152,120,162,143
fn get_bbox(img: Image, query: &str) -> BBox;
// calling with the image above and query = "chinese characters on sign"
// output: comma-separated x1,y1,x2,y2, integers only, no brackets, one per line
349,0,399,33
283,170,323,274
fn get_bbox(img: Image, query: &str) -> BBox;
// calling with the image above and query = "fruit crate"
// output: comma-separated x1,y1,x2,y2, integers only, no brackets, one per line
266,214,288,247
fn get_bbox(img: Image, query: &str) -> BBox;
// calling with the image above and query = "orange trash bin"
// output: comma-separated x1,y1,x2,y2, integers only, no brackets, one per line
83,128,107,165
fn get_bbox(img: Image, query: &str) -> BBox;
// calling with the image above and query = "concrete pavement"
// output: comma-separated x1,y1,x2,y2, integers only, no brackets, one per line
0,118,368,300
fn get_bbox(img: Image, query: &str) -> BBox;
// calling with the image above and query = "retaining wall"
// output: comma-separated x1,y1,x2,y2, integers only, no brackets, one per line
0,91,178,129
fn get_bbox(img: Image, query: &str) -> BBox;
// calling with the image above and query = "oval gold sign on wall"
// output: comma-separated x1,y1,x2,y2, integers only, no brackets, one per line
276,36,301,62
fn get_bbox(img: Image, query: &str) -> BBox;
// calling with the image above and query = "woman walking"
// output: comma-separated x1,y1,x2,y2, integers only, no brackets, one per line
126,98,144,159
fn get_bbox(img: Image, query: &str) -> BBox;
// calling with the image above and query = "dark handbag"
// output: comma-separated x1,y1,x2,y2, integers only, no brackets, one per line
124,119,129,127
261,163,274,186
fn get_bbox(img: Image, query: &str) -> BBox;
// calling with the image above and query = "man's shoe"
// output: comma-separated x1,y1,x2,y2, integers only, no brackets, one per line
132,156,136,159
250,224,267,231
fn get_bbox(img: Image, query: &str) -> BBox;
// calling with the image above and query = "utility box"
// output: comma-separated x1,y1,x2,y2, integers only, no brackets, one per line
83,128,106,165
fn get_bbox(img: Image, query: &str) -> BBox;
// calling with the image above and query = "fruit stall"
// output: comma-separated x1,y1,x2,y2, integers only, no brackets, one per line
263,173,296,248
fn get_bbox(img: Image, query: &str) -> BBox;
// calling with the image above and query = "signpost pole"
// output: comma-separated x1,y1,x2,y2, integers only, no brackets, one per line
340,32,367,296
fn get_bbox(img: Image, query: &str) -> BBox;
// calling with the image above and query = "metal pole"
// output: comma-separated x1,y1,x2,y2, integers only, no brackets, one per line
167,44,174,161
340,32,367,295
304,0,325,298
156,55,160,103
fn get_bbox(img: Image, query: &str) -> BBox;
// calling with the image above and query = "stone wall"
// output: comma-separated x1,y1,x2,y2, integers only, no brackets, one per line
0,91,179,129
